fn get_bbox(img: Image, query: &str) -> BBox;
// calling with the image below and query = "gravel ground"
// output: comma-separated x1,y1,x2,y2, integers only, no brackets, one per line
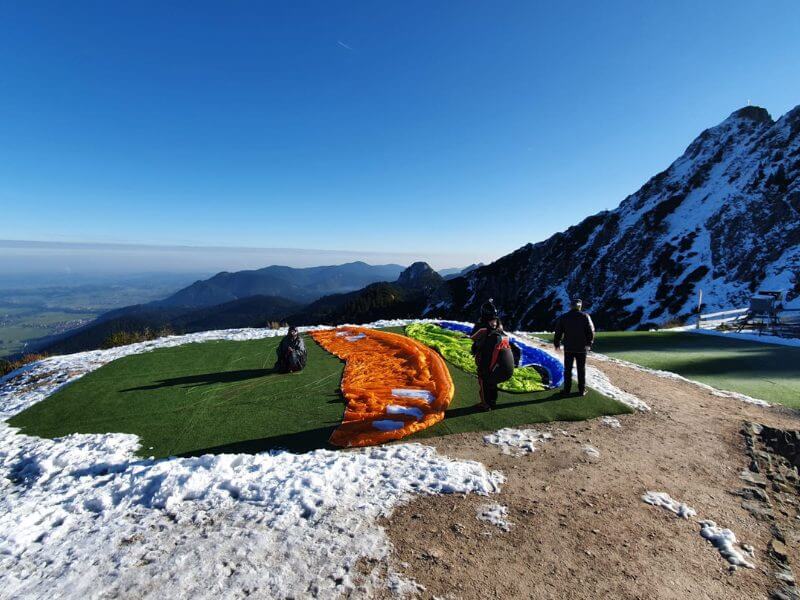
377,350,800,599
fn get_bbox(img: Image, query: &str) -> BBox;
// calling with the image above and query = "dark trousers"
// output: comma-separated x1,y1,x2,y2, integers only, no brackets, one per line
478,374,500,408
563,351,587,393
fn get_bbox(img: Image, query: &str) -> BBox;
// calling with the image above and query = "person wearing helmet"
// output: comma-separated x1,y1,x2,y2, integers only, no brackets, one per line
470,298,500,336
275,325,307,373
553,298,595,396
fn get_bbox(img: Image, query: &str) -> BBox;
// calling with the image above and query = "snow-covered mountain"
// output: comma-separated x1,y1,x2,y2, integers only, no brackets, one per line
428,105,800,329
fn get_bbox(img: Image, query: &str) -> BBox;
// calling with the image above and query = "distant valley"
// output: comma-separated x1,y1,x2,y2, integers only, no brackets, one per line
0,273,205,356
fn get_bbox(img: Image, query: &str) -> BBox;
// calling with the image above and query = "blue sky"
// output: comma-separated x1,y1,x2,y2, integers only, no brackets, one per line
1,1,799,271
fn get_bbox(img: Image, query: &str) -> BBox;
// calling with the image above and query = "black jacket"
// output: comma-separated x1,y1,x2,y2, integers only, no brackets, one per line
276,334,307,371
469,319,522,367
471,327,515,381
470,318,497,336
554,310,595,353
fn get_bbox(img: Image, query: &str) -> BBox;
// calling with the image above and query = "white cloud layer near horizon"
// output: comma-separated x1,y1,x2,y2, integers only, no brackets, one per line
0,240,493,276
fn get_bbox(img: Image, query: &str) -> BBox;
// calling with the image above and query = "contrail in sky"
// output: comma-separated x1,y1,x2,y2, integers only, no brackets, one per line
337,40,353,51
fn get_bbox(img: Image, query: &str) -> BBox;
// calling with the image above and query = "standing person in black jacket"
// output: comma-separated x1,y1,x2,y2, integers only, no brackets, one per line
553,298,595,396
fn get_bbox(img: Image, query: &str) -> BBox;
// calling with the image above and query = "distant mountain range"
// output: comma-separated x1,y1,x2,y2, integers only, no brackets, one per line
291,262,443,325
23,262,400,355
437,263,483,280
157,262,405,307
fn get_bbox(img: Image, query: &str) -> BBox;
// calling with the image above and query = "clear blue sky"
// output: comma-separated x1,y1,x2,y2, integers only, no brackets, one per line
2,1,799,270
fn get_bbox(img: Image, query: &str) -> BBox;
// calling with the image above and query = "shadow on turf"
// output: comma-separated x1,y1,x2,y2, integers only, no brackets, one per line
180,424,339,456
121,368,280,391
443,388,568,418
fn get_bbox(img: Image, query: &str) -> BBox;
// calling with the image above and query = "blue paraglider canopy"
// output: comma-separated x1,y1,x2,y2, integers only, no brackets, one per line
437,321,565,389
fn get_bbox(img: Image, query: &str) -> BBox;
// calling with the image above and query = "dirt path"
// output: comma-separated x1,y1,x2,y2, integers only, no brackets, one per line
379,354,800,599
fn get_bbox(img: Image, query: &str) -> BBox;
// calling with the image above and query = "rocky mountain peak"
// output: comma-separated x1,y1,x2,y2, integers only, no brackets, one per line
397,262,443,290
427,104,800,330
728,105,773,124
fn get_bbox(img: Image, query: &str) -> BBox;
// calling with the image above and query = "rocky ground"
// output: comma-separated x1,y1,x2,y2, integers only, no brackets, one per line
375,353,800,599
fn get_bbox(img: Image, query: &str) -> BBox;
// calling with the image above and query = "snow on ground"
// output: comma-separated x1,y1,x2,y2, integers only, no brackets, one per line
584,350,771,407
642,492,756,569
386,571,426,597
582,445,600,459
642,491,697,519
0,427,502,598
600,416,621,429
699,520,756,569
0,320,505,598
513,333,650,412
483,428,553,456
690,327,800,348
476,503,512,532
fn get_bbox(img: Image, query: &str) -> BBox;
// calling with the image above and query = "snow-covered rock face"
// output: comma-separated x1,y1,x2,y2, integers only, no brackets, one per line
429,105,800,329
0,323,504,598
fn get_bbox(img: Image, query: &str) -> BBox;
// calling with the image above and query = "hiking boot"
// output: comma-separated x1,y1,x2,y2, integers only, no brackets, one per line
476,401,492,411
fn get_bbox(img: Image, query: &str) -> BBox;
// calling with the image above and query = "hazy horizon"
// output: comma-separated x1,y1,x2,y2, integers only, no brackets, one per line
0,239,490,277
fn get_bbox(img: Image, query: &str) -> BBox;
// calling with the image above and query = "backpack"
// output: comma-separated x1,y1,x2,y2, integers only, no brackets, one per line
474,328,515,382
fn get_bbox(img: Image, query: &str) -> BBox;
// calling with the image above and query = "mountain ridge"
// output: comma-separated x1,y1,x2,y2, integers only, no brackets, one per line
427,104,800,329
158,261,406,307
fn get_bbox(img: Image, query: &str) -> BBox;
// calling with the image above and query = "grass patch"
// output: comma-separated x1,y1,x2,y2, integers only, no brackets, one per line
538,331,800,408
9,335,346,457
9,330,631,457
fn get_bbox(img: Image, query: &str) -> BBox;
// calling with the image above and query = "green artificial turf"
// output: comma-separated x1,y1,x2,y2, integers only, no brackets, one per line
9,330,632,457
404,322,546,392
538,331,800,408
9,335,347,457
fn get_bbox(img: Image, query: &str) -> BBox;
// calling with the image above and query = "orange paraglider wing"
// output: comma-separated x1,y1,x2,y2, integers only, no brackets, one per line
310,327,454,447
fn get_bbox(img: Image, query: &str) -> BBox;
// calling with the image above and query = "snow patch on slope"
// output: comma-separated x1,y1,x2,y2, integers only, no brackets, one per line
699,520,756,569
483,428,553,456
642,491,756,569
0,428,502,598
642,491,697,519
476,503,512,532
0,321,504,598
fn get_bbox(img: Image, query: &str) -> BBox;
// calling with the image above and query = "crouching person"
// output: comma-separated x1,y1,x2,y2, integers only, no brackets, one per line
275,325,307,373
471,317,517,411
